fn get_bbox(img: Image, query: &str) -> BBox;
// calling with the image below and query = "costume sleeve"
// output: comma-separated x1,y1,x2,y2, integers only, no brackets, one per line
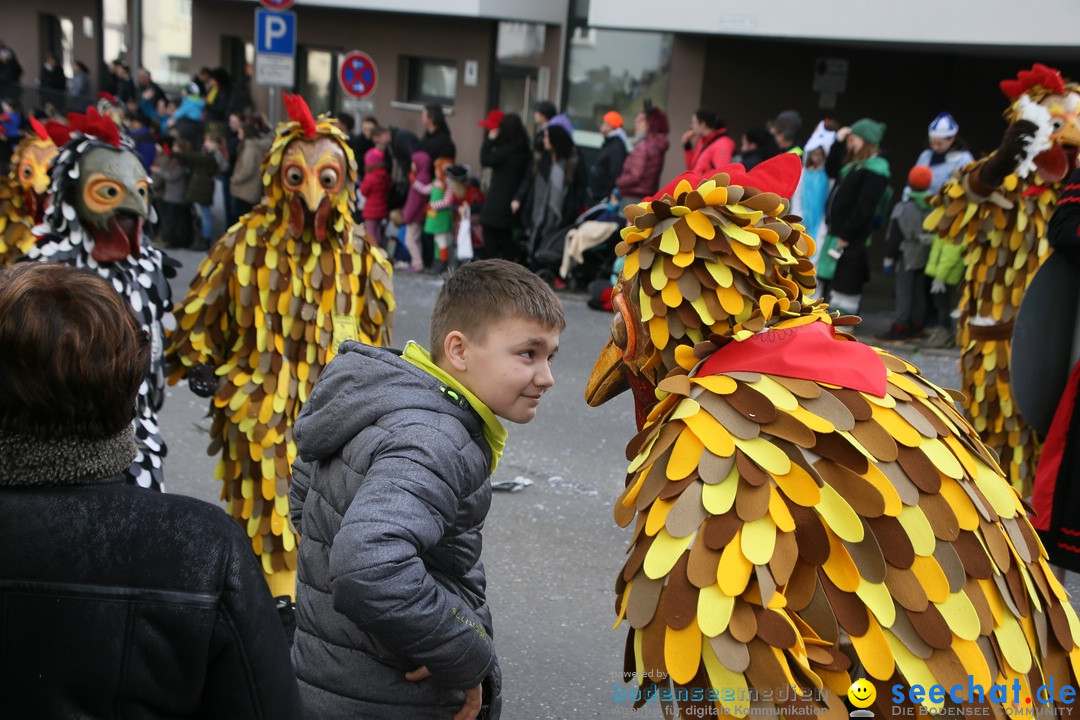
428,185,457,211
329,429,496,691
202,519,303,719
165,238,239,380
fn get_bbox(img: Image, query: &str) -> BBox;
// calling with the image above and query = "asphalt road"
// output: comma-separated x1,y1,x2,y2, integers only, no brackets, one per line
157,249,1077,718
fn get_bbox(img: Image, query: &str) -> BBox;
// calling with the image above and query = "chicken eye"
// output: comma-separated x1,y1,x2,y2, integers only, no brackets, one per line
18,163,33,182
283,165,304,189
135,179,150,200
611,313,628,352
319,166,341,192
83,176,126,213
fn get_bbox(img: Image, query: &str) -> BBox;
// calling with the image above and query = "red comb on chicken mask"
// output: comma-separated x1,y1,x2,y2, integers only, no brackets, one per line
1002,63,1080,184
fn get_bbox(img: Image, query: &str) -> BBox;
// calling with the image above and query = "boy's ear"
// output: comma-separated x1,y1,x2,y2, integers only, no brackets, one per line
443,330,469,371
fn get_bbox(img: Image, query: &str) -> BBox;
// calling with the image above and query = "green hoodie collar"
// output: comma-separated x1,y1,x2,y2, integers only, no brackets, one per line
403,341,507,474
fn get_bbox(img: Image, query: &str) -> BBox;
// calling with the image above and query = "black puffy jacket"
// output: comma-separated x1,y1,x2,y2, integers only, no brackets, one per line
0,430,302,719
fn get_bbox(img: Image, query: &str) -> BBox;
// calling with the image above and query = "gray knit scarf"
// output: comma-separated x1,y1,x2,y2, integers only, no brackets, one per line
0,427,137,486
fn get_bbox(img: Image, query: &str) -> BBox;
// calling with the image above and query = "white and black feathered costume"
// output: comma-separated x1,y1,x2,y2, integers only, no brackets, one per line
24,110,177,490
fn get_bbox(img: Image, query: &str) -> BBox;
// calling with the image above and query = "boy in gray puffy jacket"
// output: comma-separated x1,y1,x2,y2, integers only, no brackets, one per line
290,259,565,719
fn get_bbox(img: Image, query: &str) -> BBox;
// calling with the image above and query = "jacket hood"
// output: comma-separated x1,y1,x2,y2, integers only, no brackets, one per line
412,151,432,182
294,341,484,462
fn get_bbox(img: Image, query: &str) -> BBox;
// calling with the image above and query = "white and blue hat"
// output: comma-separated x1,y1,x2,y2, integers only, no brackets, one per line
928,112,959,139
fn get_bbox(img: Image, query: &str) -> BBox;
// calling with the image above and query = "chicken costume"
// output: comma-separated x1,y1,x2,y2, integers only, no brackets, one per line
166,94,394,596
586,154,1080,719
24,108,174,490
926,63,1080,495
0,117,57,264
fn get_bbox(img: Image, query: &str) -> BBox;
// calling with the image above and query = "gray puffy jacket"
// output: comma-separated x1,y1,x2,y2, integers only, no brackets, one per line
290,341,501,719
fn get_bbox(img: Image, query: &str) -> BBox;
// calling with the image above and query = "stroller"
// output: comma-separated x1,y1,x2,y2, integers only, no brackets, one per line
531,197,623,292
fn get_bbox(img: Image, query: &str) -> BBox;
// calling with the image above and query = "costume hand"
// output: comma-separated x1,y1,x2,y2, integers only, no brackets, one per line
980,120,1038,188
188,362,218,398
427,208,437,218
510,199,520,214
931,278,947,294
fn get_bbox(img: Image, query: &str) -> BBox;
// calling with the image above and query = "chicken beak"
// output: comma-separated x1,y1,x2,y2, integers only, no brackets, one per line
585,337,629,406
31,167,50,196
1054,122,1080,149
299,174,325,213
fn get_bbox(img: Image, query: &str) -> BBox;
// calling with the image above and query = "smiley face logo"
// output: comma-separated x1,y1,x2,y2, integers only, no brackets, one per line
848,678,876,708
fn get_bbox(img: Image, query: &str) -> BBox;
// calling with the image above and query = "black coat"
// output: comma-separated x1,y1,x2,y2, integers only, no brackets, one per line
824,142,891,294
0,431,302,719
479,136,531,230
587,132,627,204
419,127,456,162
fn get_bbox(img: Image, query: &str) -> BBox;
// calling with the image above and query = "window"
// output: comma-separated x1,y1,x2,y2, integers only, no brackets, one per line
141,0,191,87
565,0,672,133
298,47,335,116
403,57,457,105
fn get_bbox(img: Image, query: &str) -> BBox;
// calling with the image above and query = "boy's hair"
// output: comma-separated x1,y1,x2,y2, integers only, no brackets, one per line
430,259,565,362
0,263,150,440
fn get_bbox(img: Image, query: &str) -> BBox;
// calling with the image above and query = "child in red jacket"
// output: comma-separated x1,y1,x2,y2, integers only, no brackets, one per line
360,148,391,249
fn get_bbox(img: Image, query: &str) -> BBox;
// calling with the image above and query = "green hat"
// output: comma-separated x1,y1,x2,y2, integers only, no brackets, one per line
850,118,886,145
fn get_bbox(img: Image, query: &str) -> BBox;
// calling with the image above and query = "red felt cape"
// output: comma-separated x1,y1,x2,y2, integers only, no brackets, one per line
698,321,888,397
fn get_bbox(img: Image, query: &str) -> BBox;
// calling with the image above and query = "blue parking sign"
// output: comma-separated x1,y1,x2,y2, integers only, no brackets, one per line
255,9,296,57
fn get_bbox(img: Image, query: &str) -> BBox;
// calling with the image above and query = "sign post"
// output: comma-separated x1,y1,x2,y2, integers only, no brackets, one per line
339,51,378,116
255,7,297,125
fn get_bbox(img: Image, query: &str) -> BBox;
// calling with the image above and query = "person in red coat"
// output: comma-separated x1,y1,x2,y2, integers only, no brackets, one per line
360,147,391,249
616,107,670,207
681,108,735,176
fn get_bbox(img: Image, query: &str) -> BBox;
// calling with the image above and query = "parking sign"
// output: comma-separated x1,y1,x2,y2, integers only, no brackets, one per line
255,9,296,56
255,9,296,86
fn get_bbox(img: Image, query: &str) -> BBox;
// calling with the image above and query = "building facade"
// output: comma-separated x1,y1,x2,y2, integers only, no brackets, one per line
3,0,1080,191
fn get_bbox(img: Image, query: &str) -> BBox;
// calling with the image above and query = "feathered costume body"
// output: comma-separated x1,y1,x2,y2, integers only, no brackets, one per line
927,64,1080,495
25,109,174,490
0,118,57,264
166,95,394,594
586,154,1080,719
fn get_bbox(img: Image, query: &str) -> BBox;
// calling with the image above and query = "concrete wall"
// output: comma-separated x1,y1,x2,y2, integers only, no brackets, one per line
192,1,564,174
2,1,104,99
588,0,1080,48
283,0,567,25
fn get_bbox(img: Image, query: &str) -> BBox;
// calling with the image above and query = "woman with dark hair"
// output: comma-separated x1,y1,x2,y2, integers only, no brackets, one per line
616,106,671,206
0,263,302,718
419,102,456,162
819,117,892,315
478,111,532,261
681,108,735,176
515,124,587,266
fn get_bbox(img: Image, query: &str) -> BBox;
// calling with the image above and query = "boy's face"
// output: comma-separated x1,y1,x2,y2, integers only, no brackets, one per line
451,318,559,424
